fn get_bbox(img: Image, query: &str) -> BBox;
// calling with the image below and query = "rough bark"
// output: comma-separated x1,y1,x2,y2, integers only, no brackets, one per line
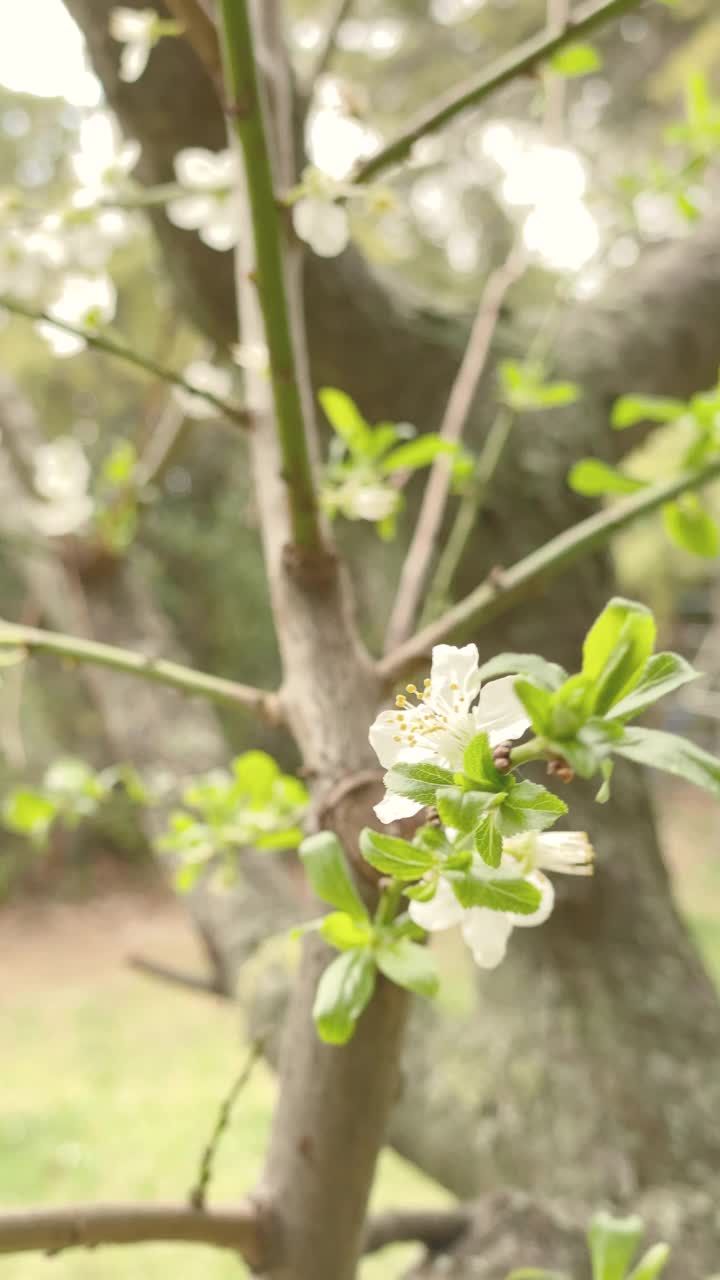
55,0,720,1247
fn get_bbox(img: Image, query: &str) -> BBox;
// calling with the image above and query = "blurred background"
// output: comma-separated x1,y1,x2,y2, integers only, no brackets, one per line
1,0,720,1275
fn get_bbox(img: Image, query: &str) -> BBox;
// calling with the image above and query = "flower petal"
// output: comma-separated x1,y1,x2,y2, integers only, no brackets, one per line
461,909,513,968
368,708,426,770
475,675,530,746
429,643,481,704
374,792,422,824
199,215,239,252
409,878,464,932
534,831,594,876
507,870,555,927
120,40,150,83
166,193,216,231
174,147,235,189
293,197,349,258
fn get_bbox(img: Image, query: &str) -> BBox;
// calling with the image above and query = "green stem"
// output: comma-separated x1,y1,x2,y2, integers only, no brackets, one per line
379,457,720,684
354,0,643,184
509,737,547,767
421,408,515,625
0,622,280,722
217,0,322,552
375,879,404,926
0,296,248,428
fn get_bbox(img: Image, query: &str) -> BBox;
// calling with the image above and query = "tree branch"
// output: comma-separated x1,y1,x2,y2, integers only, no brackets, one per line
379,458,720,684
383,244,526,653
0,296,249,428
307,0,356,88
363,1206,471,1255
0,622,282,723
0,1202,264,1265
353,0,643,184
217,0,323,552
127,954,230,998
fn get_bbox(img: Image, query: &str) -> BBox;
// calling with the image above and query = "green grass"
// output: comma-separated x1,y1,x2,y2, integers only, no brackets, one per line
0,964,450,1280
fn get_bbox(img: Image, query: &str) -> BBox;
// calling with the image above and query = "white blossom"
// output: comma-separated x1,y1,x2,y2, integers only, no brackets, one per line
167,149,240,251
292,196,349,258
173,359,233,419
0,228,64,299
369,643,529,823
324,477,399,524
110,7,157,83
28,436,94,537
36,275,117,358
231,341,269,374
408,830,593,969
40,208,130,272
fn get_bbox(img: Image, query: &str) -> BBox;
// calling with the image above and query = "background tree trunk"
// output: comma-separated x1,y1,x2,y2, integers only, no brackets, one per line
56,0,720,1228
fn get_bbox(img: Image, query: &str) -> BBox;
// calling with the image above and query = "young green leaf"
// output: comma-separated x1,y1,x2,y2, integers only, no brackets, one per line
498,781,567,835
463,732,507,789
318,387,372,455
568,459,644,498
611,395,685,429
448,872,542,914
384,760,454,806
588,1211,644,1280
582,598,656,713
375,937,439,997
359,828,437,879
300,831,368,919
436,785,499,833
663,498,720,558
319,912,374,951
606,652,699,720
474,812,503,868
476,653,567,690
3,790,57,841
380,435,456,474
232,751,280,807
515,679,554,734
550,41,602,77
613,727,720,799
313,949,377,1045
626,1243,671,1280
596,759,614,803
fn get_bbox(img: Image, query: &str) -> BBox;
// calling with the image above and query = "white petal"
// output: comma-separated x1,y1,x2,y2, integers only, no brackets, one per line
475,675,530,746
429,643,482,704
199,215,239,252
348,484,398,522
166,193,216,231
461,909,513,968
409,878,464,932
374,792,422,824
535,831,594,876
117,139,142,173
293,198,349,257
368,708,425,769
507,870,555,927
120,41,151,83
110,8,154,41
174,147,235,189
36,321,85,357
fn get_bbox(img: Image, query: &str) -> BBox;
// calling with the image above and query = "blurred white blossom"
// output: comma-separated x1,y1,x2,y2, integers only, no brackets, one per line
231,341,269,374
36,275,117,357
0,227,64,298
322,476,400,525
70,112,141,195
29,436,94,537
173,359,233,419
292,196,349,258
167,149,240,251
110,8,158,83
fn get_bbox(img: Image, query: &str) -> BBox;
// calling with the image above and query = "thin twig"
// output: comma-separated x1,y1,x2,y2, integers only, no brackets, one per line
379,458,720,685
0,296,249,429
217,0,323,551
190,1041,263,1210
384,245,526,652
0,622,282,723
363,1206,471,1255
0,1203,263,1264
307,0,355,88
353,0,643,184
127,954,230,999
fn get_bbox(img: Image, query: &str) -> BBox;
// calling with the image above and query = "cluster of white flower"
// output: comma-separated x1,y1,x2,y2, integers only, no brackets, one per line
28,436,94,537
166,149,241,252
35,275,117,358
109,8,164,84
369,644,594,968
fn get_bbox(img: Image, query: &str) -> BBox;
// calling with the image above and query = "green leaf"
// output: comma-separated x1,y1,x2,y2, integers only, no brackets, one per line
3,789,57,840
568,459,644,498
384,761,454,806
499,781,567,835
607,652,699,720
299,831,368,919
404,876,440,902
663,498,720,558
596,759,614,803
365,422,400,460
313,949,376,1044
613,727,720,799
514,679,554,734
547,674,595,739
611,395,686,429
477,653,567,690
506,1271,570,1280
436,785,498,834
582,598,656,714
318,387,371,455
550,42,602,77
359,828,437,879
376,938,439,997
413,824,451,854
588,1212,644,1280
448,872,542,914
380,435,456,474
232,751,280,807
101,439,137,487
474,812,503,868
319,912,374,951
498,360,580,411
626,1243,671,1280
463,732,507,789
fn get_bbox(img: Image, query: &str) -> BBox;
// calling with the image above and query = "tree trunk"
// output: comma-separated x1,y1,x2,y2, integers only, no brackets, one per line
56,0,720,1231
